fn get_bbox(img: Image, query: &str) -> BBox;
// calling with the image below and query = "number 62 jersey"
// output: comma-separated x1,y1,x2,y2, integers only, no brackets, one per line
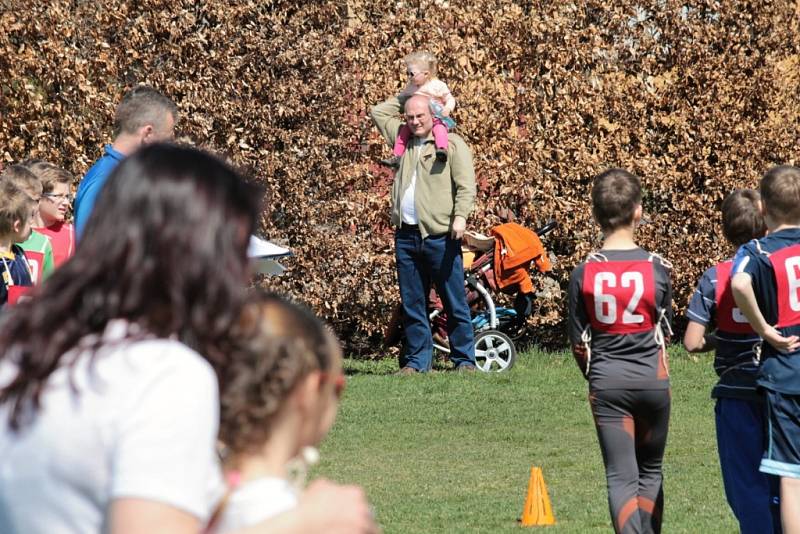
732,228,800,394
568,248,673,391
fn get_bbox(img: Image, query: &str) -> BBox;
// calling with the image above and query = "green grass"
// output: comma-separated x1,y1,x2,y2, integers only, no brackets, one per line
314,348,737,533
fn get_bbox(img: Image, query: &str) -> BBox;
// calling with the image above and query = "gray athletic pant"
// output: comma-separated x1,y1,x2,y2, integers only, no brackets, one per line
589,388,671,534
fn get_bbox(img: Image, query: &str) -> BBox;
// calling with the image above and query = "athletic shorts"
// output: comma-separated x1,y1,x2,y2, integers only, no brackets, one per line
761,389,800,479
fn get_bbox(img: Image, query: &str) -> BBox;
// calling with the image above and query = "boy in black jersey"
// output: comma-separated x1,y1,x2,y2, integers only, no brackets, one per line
684,190,780,533
568,169,672,534
732,166,800,532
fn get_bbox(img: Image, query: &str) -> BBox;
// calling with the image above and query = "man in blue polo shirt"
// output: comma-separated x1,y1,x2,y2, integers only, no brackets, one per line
74,86,177,238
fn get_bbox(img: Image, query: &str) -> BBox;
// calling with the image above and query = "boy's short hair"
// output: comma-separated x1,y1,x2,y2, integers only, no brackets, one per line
113,85,177,138
20,160,72,195
0,165,42,199
760,165,800,224
591,168,642,231
0,182,34,237
721,189,766,247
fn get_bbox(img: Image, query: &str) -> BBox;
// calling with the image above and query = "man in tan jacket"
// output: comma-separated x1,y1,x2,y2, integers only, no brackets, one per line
371,94,477,373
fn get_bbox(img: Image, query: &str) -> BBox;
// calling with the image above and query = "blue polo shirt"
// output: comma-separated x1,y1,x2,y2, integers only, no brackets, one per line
74,144,125,239
733,227,800,394
686,262,761,400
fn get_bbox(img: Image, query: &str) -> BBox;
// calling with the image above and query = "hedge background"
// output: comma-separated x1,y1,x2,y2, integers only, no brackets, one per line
2,1,799,355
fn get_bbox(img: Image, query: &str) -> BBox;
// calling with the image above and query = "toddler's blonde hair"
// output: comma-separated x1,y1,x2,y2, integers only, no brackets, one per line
404,50,438,77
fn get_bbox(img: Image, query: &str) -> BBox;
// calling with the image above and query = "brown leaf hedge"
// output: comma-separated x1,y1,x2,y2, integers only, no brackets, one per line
2,1,799,355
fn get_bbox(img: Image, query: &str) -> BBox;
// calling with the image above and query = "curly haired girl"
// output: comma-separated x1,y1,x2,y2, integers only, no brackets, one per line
208,292,346,533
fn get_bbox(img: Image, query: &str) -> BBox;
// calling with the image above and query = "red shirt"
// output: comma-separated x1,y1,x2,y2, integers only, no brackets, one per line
34,222,75,267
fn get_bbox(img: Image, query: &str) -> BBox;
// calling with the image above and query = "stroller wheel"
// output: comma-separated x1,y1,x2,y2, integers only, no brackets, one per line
474,330,516,373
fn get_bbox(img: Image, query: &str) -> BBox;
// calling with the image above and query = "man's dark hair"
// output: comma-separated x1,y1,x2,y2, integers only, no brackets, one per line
591,168,642,231
113,85,177,137
721,189,766,247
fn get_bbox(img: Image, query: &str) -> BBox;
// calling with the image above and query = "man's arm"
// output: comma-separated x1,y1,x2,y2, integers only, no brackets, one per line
369,97,403,149
448,136,476,238
731,272,800,352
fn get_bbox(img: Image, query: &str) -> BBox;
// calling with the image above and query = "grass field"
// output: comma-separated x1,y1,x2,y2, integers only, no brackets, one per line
314,348,739,533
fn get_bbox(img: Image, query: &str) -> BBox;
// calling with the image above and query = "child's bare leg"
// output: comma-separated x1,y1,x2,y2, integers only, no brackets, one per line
782,477,800,533
392,124,412,157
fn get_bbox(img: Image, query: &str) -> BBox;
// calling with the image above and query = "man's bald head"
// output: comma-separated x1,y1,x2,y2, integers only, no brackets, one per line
404,96,434,139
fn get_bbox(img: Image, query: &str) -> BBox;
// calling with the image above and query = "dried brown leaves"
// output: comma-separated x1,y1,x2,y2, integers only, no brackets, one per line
2,1,800,354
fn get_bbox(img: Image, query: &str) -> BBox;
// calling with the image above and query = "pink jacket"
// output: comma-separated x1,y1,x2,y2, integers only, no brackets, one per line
399,78,456,115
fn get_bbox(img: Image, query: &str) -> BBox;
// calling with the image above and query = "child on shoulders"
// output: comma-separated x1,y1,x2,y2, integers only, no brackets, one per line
382,50,456,167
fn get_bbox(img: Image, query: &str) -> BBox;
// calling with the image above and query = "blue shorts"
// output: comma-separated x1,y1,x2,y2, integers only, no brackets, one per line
761,389,800,479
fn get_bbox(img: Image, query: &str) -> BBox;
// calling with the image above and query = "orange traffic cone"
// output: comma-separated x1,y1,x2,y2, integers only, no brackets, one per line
520,466,556,526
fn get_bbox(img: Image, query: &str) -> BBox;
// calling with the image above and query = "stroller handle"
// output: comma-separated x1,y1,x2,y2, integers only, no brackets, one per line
534,219,558,237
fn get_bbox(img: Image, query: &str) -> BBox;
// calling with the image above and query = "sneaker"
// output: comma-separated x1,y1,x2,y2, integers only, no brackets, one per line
456,364,477,373
435,149,448,163
380,155,401,168
396,366,419,376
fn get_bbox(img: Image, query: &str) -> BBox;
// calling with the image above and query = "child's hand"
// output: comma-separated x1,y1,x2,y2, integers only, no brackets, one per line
763,325,800,353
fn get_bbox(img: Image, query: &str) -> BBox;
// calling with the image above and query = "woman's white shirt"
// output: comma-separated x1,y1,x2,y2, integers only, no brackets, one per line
211,477,299,533
0,327,224,534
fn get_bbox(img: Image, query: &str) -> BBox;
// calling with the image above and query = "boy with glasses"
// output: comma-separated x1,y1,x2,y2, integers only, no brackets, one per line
24,160,75,267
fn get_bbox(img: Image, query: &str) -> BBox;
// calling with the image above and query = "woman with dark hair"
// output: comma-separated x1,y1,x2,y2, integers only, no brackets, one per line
0,144,376,534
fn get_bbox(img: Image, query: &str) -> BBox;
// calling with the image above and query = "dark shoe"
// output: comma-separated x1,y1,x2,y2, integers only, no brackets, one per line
380,155,401,168
435,149,448,163
396,366,419,376
456,364,477,373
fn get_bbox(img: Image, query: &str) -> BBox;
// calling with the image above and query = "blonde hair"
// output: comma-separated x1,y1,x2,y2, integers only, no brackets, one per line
404,50,438,77
0,182,34,237
21,160,72,195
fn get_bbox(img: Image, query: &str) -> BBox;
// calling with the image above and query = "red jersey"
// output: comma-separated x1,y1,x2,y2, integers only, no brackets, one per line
34,222,75,267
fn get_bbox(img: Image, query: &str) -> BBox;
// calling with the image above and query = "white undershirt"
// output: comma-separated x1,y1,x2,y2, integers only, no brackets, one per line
210,477,299,533
400,138,424,225
0,321,223,534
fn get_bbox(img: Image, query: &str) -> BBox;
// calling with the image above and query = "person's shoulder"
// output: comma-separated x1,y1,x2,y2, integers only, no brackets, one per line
10,243,27,259
640,248,673,270
82,147,120,180
112,337,216,387
568,257,589,281
701,263,718,281
447,132,470,149
426,78,451,93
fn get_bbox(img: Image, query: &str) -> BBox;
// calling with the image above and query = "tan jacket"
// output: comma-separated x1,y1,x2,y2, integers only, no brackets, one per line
370,97,476,238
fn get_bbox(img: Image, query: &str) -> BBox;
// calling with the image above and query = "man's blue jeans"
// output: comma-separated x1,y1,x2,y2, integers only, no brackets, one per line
395,226,475,370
